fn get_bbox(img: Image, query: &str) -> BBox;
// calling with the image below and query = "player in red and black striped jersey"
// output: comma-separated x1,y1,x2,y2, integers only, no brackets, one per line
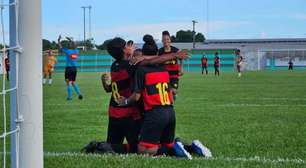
116,35,193,159
100,37,189,154
201,55,208,75
101,38,140,153
158,31,183,99
214,52,220,76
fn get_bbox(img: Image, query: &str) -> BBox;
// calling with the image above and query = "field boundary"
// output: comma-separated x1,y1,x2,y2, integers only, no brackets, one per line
39,152,306,165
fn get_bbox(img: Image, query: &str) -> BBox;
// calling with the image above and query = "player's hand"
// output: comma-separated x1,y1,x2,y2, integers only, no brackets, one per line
115,96,127,106
176,50,190,60
129,56,145,65
126,43,136,56
171,88,178,95
179,70,184,76
58,35,62,41
66,37,72,41
101,73,110,82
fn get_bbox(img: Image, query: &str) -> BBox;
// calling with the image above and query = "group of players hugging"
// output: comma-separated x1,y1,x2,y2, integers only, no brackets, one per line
82,31,212,160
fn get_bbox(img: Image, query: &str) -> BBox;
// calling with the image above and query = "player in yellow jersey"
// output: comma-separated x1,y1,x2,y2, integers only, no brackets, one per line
43,50,57,85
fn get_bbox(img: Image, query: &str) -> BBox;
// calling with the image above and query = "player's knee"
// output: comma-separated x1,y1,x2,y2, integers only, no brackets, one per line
65,80,71,85
138,144,158,155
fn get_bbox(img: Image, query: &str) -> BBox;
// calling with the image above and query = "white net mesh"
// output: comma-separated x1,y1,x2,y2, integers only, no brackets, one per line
0,0,22,167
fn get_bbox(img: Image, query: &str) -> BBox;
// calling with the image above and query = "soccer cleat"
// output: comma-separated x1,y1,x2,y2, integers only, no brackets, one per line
96,142,115,154
191,140,212,158
66,97,72,101
81,140,98,153
43,79,46,85
173,141,193,160
78,95,83,100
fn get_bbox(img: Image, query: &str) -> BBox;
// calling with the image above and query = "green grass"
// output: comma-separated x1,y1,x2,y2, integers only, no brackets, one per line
1,70,306,167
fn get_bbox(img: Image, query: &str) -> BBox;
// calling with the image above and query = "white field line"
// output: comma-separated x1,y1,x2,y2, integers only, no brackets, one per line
217,104,306,107
42,152,305,164
182,97,306,101
0,152,305,164
43,97,306,107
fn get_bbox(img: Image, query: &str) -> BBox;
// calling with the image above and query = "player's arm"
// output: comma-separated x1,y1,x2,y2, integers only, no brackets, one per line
179,58,184,76
66,37,77,48
116,68,144,106
133,50,189,66
116,92,141,106
101,74,111,93
57,35,63,50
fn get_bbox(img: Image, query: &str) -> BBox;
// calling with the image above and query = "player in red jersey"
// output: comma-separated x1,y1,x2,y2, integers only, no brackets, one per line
201,54,208,75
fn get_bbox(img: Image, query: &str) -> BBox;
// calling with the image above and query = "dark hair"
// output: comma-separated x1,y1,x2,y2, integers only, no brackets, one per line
134,48,142,53
236,49,240,52
215,52,219,55
107,37,126,60
142,34,158,55
127,40,134,46
162,30,170,37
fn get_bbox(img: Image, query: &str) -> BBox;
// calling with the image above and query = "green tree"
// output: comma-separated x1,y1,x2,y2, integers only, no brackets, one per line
195,33,205,42
170,35,177,42
43,39,52,51
175,30,194,42
172,30,206,43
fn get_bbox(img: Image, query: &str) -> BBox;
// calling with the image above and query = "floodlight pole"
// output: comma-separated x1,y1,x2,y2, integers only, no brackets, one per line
81,6,86,50
192,20,198,49
88,6,92,41
206,0,209,39
18,0,43,168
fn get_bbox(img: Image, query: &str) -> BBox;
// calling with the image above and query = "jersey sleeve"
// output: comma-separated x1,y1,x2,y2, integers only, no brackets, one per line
127,64,138,77
171,46,179,53
61,48,68,54
133,67,145,93
158,48,164,56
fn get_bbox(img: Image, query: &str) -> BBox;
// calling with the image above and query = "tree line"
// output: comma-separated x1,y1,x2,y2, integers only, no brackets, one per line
41,29,205,51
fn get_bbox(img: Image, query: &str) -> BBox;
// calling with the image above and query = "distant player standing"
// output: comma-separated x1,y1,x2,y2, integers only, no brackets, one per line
158,31,183,99
214,52,220,76
201,54,208,75
235,49,243,77
58,35,83,100
288,59,293,70
43,50,57,85
4,52,9,81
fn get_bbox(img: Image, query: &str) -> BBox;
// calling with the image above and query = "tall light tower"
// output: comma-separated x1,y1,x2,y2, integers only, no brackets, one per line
81,6,86,50
81,6,92,50
89,6,92,41
192,20,198,49
206,0,209,39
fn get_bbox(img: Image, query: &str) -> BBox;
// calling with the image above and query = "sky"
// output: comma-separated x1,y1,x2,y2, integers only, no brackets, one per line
7,0,306,44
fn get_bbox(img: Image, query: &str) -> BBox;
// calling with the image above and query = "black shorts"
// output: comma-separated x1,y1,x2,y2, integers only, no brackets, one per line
107,117,142,147
139,106,176,147
170,78,179,90
214,65,219,71
237,65,241,72
65,67,77,81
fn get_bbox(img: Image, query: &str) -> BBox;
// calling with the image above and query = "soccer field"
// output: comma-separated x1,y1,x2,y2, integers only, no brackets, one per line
2,70,306,167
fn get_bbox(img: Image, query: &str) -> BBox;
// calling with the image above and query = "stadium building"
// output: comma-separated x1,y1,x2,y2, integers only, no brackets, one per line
172,38,306,71
54,38,306,72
